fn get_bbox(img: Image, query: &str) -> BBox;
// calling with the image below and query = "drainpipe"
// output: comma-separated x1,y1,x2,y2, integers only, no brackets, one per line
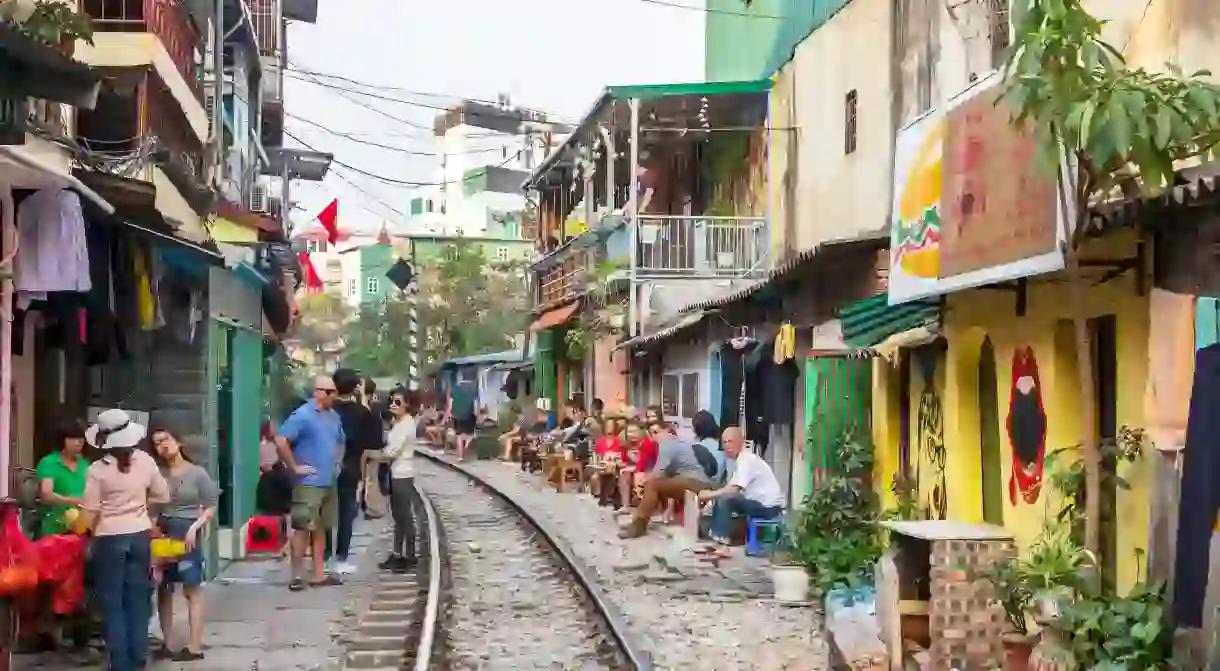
597,126,615,212
627,99,640,340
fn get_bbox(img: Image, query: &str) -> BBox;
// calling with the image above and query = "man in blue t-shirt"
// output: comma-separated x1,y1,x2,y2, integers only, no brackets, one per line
275,374,345,591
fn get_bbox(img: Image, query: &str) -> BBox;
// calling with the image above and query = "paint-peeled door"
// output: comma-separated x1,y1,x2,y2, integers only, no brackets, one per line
804,357,873,493
229,329,264,530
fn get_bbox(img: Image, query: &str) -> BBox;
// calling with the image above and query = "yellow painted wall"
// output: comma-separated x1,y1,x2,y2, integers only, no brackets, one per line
152,167,204,241
874,234,1152,592
211,216,259,244
75,33,209,142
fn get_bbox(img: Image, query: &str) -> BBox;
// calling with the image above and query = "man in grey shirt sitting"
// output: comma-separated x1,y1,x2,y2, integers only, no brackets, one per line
619,434,718,539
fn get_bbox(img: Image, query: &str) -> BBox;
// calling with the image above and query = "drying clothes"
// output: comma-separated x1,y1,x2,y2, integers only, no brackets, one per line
719,344,746,430
133,244,156,330
744,341,773,456
1143,289,1195,454
1173,343,1220,628
15,188,91,309
774,322,797,363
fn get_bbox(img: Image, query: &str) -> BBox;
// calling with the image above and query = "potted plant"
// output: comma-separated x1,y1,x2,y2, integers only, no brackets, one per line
767,530,810,603
10,0,94,55
980,558,1036,670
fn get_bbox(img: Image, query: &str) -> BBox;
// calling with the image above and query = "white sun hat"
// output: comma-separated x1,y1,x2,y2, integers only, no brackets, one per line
86,409,148,450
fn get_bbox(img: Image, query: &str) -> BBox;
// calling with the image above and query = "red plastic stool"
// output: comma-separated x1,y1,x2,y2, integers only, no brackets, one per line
245,515,284,554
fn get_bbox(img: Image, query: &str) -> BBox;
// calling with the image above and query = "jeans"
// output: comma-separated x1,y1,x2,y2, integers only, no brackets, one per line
94,530,153,671
710,493,782,540
389,477,417,558
334,478,360,560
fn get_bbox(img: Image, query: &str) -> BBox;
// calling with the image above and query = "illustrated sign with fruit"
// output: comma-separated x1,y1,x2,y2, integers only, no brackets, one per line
890,115,947,293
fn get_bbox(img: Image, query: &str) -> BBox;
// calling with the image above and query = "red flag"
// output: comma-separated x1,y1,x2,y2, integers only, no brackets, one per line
316,199,339,245
297,252,324,293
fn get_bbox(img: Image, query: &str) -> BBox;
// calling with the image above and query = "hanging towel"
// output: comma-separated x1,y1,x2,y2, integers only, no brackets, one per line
774,322,796,363
1143,288,1195,453
15,188,91,309
133,244,156,330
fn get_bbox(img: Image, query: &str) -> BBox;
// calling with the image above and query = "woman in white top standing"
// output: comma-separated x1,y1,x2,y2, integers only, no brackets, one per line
378,387,419,573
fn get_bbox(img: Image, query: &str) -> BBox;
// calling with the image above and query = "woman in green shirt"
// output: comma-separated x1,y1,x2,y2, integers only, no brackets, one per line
35,419,89,538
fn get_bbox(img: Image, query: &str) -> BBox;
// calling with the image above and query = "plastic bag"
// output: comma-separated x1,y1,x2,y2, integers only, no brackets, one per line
825,586,887,669
30,534,87,613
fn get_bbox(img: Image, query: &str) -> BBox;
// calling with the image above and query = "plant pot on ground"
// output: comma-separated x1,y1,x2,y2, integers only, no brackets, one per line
1002,632,1036,671
768,539,811,603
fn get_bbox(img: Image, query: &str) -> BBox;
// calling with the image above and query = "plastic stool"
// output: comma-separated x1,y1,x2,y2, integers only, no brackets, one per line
246,515,284,554
746,518,783,557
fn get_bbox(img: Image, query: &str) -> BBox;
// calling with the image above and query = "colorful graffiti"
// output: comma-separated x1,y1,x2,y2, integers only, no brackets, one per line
915,349,948,520
1007,346,1048,504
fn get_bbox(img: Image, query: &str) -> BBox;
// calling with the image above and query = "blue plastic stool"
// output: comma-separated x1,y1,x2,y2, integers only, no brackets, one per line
746,518,783,556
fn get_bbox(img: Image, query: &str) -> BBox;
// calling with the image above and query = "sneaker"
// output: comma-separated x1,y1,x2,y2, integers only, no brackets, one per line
378,554,402,571
391,555,418,574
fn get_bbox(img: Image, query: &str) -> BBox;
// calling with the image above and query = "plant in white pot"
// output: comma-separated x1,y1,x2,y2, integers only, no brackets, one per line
768,529,810,604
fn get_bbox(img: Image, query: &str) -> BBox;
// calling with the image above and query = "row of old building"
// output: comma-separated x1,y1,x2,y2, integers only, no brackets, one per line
515,0,1220,641
0,0,327,576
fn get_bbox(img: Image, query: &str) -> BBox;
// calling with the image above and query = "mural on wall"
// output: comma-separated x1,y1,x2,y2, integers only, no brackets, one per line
1007,346,1048,504
915,349,948,520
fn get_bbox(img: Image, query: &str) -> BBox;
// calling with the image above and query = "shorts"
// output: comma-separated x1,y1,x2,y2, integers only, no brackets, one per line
453,416,476,436
159,517,205,588
290,484,338,532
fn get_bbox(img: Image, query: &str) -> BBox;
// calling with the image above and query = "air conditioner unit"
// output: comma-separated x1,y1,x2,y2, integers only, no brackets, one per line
249,183,268,213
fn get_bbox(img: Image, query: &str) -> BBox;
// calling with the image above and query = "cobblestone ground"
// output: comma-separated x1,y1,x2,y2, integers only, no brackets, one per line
420,452,828,671
14,517,385,671
423,464,620,671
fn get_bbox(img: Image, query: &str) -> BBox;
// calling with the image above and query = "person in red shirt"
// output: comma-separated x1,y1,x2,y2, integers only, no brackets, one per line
617,423,660,510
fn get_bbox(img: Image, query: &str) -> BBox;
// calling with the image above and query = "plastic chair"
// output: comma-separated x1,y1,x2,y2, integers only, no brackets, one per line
746,518,783,557
246,515,284,554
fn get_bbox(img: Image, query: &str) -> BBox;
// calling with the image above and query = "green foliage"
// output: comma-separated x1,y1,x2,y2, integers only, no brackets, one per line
1049,582,1174,670
788,427,884,594
884,471,924,522
1003,0,1220,198
7,0,95,46
980,558,1034,635
1045,426,1146,541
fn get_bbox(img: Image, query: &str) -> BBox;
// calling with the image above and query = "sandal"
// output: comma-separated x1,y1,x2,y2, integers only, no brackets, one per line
309,574,343,587
288,578,307,592
171,648,206,661
152,645,174,660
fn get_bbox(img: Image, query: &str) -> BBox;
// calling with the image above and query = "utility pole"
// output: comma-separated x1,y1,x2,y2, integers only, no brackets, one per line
211,0,224,189
408,238,423,390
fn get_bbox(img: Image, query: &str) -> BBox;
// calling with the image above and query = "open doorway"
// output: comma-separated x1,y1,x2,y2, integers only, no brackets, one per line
978,338,1004,524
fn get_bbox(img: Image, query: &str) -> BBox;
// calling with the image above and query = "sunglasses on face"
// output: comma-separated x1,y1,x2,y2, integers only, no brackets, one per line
389,398,405,407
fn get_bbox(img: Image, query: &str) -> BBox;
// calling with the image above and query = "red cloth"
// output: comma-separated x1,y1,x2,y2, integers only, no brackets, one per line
595,436,630,463
31,535,86,614
636,438,659,472
316,199,339,244
297,252,324,293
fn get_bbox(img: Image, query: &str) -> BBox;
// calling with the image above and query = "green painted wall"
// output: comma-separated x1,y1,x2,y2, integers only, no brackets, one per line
409,238,533,266
705,0,855,82
358,244,396,305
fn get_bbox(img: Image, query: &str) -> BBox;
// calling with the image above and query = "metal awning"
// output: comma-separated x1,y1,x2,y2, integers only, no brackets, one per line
529,301,581,331
617,311,707,350
523,79,774,191
839,293,940,349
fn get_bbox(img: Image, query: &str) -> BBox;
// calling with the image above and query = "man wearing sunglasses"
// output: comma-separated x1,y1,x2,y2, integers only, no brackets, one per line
275,374,345,591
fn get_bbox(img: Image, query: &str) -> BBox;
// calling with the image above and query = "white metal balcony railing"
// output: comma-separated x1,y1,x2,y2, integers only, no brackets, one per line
635,215,767,276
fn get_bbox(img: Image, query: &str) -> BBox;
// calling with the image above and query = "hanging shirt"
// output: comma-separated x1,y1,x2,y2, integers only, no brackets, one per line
15,188,91,307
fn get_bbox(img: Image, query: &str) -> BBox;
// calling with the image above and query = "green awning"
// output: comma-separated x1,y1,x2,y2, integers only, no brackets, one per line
839,294,940,349
605,79,773,100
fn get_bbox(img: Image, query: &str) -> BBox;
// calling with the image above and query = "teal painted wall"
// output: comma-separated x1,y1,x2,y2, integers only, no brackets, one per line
358,244,396,305
705,0,855,81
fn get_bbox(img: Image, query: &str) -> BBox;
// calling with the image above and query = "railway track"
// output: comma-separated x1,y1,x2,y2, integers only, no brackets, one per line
345,449,649,670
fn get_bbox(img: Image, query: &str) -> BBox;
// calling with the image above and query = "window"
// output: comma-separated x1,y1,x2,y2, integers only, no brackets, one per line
366,277,379,294
661,372,701,421
844,89,858,155
306,239,327,254
496,246,509,262
347,279,357,296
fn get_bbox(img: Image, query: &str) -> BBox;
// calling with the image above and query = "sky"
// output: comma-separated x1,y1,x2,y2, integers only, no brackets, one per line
283,0,707,237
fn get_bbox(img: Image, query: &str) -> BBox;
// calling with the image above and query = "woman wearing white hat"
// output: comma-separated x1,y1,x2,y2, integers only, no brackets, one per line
79,409,171,671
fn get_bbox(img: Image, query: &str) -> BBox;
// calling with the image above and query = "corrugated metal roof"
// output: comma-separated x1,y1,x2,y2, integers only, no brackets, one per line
617,311,708,350
839,294,940,349
438,349,525,368
679,230,887,313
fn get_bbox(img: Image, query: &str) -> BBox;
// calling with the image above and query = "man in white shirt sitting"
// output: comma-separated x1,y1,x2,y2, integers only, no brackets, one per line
697,426,785,544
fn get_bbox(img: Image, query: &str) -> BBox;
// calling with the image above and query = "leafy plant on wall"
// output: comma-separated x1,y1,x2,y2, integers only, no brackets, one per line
4,0,95,47
1003,0,1220,559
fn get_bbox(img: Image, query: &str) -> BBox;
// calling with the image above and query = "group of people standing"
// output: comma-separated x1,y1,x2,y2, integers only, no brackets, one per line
29,409,219,669
264,369,421,591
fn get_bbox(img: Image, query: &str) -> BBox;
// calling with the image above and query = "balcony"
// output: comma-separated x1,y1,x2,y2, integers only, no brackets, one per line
608,215,768,277
83,0,203,102
538,250,589,309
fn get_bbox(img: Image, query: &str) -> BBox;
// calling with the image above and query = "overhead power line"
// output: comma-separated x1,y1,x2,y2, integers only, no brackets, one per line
286,112,517,156
639,0,785,19
285,129,521,188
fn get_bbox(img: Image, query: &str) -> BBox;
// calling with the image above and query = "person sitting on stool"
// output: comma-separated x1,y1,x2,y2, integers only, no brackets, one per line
697,426,785,545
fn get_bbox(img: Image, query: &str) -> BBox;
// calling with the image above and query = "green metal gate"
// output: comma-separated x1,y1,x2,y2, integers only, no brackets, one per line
803,356,872,492
229,327,264,526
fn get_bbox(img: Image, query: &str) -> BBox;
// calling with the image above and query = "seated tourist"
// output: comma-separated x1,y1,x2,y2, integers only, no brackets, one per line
698,426,785,545
498,404,528,460
691,410,727,486
619,432,719,539
617,423,659,510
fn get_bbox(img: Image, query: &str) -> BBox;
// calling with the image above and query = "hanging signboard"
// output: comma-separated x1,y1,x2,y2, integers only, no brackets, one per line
888,73,1071,305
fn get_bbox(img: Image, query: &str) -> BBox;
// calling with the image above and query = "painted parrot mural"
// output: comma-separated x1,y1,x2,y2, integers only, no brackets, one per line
1007,346,1047,505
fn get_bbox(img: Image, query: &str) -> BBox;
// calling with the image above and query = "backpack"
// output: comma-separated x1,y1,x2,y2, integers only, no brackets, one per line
690,443,720,480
